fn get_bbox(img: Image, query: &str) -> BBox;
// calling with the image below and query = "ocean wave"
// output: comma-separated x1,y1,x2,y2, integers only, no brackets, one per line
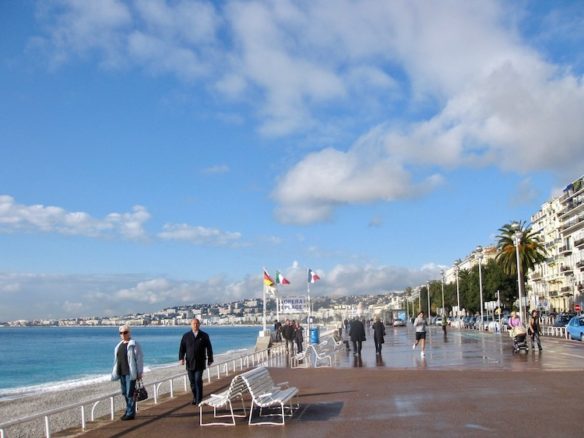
0,374,112,401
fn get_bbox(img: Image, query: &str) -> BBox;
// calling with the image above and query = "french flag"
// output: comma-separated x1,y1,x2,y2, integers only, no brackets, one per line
308,268,320,283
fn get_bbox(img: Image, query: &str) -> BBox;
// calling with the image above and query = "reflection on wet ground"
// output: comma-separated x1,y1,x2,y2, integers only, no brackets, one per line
327,325,584,371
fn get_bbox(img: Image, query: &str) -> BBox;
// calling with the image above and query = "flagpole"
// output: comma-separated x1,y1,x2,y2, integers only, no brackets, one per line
307,269,311,344
262,284,267,332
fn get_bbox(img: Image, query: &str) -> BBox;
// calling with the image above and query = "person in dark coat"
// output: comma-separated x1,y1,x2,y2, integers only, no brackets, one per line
294,321,304,353
349,318,366,356
179,318,213,405
372,316,386,355
282,319,296,354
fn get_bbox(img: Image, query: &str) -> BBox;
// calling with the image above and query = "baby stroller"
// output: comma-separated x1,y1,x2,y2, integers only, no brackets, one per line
511,325,528,353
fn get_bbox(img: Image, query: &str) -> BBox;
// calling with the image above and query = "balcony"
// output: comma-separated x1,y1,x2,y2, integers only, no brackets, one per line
560,286,572,293
575,238,584,248
559,245,572,254
560,265,574,276
577,260,584,270
531,272,542,281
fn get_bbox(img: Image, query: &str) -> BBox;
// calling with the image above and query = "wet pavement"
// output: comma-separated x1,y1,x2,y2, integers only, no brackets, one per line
330,325,584,371
70,326,584,438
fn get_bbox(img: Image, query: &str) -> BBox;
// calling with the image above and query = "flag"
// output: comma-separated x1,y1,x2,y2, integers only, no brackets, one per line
308,268,320,283
263,270,275,287
275,271,290,285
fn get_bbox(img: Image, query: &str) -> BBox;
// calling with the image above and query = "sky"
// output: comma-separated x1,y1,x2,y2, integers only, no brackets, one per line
1,0,583,321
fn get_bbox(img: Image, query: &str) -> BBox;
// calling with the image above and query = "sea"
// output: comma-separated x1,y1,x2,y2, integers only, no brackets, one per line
0,325,260,401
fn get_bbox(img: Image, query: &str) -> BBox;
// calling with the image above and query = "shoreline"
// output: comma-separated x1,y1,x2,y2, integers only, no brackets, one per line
0,346,256,437
0,346,254,402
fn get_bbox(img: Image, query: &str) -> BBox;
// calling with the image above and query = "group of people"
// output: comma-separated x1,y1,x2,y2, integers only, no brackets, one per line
111,317,214,421
275,319,304,354
509,309,543,351
112,310,544,421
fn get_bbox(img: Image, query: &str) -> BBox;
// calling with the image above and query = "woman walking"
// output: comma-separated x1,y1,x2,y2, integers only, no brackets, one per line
412,311,428,357
111,325,144,420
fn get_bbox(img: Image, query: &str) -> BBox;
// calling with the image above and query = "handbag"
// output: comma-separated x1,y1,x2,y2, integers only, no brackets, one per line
133,379,148,402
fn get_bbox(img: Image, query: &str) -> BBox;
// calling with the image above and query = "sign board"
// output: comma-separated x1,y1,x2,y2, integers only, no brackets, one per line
281,296,306,313
575,304,581,312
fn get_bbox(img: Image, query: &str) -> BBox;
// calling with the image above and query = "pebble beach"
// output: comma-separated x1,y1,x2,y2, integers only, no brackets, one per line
0,348,254,438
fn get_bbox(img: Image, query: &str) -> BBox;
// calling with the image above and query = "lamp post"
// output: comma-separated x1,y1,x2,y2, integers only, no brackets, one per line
440,269,445,317
476,246,484,329
455,264,460,318
513,230,525,323
427,281,431,318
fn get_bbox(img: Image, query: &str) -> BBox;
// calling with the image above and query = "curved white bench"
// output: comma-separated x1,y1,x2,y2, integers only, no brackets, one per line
239,366,299,425
198,373,249,426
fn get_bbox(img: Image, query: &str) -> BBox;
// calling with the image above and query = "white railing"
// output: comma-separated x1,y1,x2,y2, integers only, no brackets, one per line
541,325,567,338
0,343,286,438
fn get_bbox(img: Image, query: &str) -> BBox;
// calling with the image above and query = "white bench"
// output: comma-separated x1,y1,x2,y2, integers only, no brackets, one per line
198,372,249,426
238,366,299,425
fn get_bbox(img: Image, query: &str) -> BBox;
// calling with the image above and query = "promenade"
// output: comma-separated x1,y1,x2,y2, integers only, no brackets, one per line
70,326,583,437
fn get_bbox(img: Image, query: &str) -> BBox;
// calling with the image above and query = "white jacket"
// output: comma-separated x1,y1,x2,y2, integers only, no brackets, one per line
111,339,144,381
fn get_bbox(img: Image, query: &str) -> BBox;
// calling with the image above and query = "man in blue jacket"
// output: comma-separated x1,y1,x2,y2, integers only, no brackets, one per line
179,318,214,405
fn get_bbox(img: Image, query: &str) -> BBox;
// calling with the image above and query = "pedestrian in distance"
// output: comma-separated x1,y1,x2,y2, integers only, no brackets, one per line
179,318,214,406
274,319,282,342
282,319,296,355
111,325,144,421
295,321,304,353
528,309,543,351
412,311,428,357
372,316,386,355
349,317,366,356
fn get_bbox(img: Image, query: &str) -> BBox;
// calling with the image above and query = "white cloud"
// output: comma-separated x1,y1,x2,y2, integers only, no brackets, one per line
202,164,230,174
0,195,149,239
158,223,241,246
33,1,584,221
272,145,443,224
0,264,442,321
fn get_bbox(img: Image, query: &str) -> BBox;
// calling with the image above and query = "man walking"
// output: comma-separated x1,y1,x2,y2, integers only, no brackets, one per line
282,319,295,354
179,318,214,405
349,317,366,356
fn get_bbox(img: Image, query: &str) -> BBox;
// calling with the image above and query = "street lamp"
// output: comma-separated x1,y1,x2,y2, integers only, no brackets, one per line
513,230,525,323
454,264,460,318
440,269,445,317
476,245,484,329
427,281,431,318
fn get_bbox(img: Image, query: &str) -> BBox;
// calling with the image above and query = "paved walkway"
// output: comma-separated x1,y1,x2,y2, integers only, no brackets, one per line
67,327,584,437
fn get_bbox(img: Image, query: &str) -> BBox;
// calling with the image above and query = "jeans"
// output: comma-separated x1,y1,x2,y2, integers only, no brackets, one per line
119,375,136,418
531,332,542,350
352,340,362,355
187,369,204,404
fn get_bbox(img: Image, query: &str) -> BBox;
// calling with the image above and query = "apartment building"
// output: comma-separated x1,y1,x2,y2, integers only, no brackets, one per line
528,175,584,312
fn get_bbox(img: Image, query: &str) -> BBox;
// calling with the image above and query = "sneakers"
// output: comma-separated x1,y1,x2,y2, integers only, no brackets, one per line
412,343,416,350
421,351,425,357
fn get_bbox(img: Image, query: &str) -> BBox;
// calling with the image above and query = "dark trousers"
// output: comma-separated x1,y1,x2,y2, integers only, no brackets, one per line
119,375,136,418
352,340,362,354
296,339,303,353
187,369,204,404
374,338,382,353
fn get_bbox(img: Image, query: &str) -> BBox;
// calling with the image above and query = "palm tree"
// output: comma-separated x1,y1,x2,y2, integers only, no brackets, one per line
495,220,547,280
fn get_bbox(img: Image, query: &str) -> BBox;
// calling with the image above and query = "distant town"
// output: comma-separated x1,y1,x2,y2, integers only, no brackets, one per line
0,292,405,327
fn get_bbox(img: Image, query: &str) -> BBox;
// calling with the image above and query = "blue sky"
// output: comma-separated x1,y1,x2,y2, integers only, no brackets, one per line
1,0,583,320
